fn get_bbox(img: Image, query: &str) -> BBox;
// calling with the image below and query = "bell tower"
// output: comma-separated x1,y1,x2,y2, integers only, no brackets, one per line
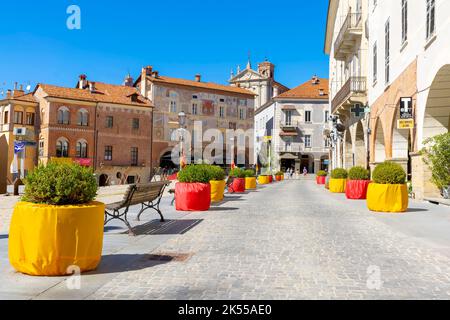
258,60,275,79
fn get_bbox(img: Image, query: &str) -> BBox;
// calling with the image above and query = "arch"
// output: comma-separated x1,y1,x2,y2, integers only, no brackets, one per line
354,121,366,167
75,139,88,158
77,108,89,126
374,118,386,163
56,137,69,158
159,150,176,169
422,64,450,142
57,106,70,125
391,106,410,160
344,129,353,169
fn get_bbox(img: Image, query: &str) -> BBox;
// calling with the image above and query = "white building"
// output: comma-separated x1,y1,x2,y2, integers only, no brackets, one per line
367,0,450,199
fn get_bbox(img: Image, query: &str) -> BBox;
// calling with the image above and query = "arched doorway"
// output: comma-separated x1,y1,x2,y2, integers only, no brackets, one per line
99,174,108,187
344,130,353,169
354,121,366,167
422,65,450,141
374,118,386,163
159,151,176,169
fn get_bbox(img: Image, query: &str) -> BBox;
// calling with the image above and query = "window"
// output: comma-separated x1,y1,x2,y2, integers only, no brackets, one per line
39,140,44,157
192,95,198,99
57,107,70,125
170,101,177,113
132,118,139,129
192,103,198,115
324,111,329,123
219,106,225,118
373,42,378,84
131,147,138,166
14,111,23,124
305,111,311,123
77,109,89,126
3,111,8,124
76,140,88,158
56,138,69,158
239,108,245,120
285,110,292,125
385,19,390,84
401,0,408,44
104,146,113,161
106,116,113,128
426,0,436,40
325,138,331,148
239,99,247,106
305,135,312,148
25,112,35,125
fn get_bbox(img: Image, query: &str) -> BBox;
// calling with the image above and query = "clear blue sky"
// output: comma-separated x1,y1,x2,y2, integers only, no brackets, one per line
0,0,329,94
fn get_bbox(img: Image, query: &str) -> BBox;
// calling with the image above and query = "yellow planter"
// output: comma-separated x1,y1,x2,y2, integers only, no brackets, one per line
258,175,270,185
245,177,257,190
210,180,226,202
367,183,408,213
329,178,346,193
9,201,105,276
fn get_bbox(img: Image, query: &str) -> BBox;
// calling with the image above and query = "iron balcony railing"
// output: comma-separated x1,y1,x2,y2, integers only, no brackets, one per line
334,11,363,58
331,77,367,113
280,120,299,130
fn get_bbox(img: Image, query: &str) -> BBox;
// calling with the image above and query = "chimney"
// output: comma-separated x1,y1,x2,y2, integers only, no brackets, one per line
140,67,148,97
13,82,25,97
195,74,201,82
79,74,88,89
6,89,12,99
319,89,325,96
152,71,159,78
89,82,96,92
145,66,153,76
311,75,319,85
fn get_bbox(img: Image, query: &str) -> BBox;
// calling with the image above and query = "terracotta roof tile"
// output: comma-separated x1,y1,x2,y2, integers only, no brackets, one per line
148,75,256,96
38,82,152,107
275,78,329,100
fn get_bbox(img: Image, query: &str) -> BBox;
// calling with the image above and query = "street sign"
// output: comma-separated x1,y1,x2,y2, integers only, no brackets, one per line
400,97,413,119
397,119,415,129
14,141,26,154
351,103,365,117
263,136,272,142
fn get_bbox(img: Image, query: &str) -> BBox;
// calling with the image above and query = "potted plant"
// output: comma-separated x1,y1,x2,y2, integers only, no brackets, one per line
229,168,246,193
176,164,212,211
275,171,284,181
346,166,371,200
209,166,226,203
8,162,103,276
422,133,450,199
244,169,257,190
329,168,348,193
316,170,327,185
258,174,271,185
367,161,408,213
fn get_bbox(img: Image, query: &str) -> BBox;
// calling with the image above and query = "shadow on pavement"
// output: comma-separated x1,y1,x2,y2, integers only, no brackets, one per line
89,254,173,274
208,207,239,212
407,208,429,213
128,219,203,236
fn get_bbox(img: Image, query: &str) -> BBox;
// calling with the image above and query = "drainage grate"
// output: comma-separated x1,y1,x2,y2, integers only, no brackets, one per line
146,252,193,262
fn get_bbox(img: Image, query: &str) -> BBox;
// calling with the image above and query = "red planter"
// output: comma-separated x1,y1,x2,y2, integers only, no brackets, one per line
229,178,246,193
268,175,273,183
175,182,211,211
316,176,326,185
275,175,283,181
345,180,371,200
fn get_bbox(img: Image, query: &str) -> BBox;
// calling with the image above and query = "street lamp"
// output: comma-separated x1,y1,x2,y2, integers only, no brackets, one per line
178,111,187,169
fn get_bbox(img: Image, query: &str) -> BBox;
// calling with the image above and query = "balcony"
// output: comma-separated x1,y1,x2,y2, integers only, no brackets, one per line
334,11,363,60
331,77,367,114
280,120,298,132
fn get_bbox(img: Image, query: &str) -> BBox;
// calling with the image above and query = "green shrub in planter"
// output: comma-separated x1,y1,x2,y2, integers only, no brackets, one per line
317,170,328,177
21,162,97,205
275,171,284,176
209,166,225,181
422,132,450,191
244,169,256,177
372,162,406,184
229,168,246,178
331,168,348,179
177,164,213,183
348,166,370,181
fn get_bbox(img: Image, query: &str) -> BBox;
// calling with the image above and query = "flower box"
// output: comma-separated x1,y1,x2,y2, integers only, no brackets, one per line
229,178,246,193
367,183,408,213
345,180,371,200
176,182,211,211
329,178,346,193
210,180,226,203
245,177,257,190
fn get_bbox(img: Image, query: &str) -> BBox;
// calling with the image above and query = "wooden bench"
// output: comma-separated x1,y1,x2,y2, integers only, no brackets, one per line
104,181,171,236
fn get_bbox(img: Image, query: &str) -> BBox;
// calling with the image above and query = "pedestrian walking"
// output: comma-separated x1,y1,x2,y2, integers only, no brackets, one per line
303,167,308,176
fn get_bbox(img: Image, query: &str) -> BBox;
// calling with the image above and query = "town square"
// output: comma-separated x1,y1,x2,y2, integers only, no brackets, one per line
0,0,450,304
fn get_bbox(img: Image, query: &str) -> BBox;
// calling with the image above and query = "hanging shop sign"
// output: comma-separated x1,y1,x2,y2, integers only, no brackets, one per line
397,119,415,129
400,97,413,119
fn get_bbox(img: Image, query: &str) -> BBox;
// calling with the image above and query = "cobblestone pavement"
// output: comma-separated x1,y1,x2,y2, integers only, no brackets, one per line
90,180,450,300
